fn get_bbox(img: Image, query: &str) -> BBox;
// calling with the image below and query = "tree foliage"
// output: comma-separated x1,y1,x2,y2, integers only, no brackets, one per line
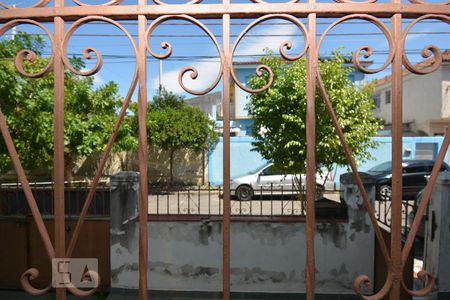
147,89,219,184
247,53,381,175
0,32,137,181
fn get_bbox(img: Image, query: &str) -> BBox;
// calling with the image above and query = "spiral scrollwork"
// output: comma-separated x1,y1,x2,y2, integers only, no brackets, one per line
72,0,123,5
20,268,51,296
317,15,395,74
0,0,50,9
353,274,392,300
67,269,100,297
0,20,54,78
146,15,223,95
231,14,309,94
401,270,436,297
62,16,137,77
402,15,450,75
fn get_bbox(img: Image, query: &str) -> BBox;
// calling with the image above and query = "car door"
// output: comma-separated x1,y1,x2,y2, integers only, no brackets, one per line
257,165,283,194
402,163,428,199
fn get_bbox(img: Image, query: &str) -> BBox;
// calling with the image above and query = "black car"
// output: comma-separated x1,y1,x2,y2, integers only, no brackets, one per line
366,160,450,200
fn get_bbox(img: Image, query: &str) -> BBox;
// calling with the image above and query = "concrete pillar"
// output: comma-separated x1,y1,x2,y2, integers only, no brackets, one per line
340,172,376,294
110,172,140,296
340,172,376,216
424,172,450,299
110,171,140,235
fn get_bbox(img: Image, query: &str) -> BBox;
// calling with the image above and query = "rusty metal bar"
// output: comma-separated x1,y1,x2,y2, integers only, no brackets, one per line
222,11,231,300
390,10,403,300
0,110,55,259
138,8,149,300
53,0,66,296
66,67,138,257
305,11,317,300
0,4,449,22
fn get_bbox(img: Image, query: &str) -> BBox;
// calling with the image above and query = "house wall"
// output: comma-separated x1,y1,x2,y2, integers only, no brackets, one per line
374,65,450,136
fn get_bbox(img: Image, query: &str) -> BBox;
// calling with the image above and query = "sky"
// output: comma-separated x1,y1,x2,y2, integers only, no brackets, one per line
0,0,449,101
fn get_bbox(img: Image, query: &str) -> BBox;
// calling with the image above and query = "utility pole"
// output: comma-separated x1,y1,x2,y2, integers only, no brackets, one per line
158,58,163,94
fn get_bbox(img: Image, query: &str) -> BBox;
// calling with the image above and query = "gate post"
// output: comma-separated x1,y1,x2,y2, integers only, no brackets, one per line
340,172,376,223
424,172,450,299
340,172,376,294
110,172,140,237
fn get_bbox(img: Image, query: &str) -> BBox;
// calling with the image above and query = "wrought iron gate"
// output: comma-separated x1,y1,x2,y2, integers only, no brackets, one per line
0,0,449,299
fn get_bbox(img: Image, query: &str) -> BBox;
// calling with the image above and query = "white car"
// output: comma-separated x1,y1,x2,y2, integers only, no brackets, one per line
229,163,326,201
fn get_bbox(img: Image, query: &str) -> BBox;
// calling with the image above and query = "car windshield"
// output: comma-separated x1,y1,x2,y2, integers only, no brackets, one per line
247,163,270,175
369,161,392,172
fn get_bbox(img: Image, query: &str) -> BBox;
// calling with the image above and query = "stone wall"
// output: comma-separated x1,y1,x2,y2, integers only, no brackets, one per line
73,147,207,185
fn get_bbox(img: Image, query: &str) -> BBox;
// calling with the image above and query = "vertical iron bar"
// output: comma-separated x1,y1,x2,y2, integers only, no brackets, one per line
167,190,169,215
198,185,200,214
222,12,231,300
208,183,211,216
138,9,149,300
177,190,180,215
188,189,190,214
306,11,317,300
54,0,66,297
260,186,263,216
390,10,403,299
219,185,222,215
270,183,273,217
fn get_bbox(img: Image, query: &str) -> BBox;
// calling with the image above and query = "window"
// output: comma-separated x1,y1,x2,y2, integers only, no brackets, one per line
372,93,381,108
385,90,391,104
416,143,437,160
262,165,284,176
403,164,426,173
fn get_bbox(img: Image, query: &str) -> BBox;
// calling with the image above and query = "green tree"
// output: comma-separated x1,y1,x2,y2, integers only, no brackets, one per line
147,89,219,185
247,53,381,186
0,32,137,183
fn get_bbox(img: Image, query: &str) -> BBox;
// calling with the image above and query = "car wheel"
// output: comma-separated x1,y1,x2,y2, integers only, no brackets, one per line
379,185,392,201
236,185,253,201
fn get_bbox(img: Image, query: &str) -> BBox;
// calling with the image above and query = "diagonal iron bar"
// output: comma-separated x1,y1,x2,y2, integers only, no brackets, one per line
316,71,391,266
0,108,55,260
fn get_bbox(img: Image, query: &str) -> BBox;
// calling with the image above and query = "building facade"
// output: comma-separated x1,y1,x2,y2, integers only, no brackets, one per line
373,51,450,136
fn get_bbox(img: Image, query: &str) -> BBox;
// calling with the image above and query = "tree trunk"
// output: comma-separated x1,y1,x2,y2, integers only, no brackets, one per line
64,155,74,188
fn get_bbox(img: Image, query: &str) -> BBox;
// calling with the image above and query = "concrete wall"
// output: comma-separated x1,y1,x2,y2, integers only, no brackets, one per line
110,172,375,297
72,146,207,185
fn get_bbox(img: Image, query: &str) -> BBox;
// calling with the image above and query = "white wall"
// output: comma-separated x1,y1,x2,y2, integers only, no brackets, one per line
110,175,376,297
374,65,449,135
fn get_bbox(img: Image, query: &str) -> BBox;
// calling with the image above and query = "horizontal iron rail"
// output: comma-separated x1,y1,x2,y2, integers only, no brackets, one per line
0,4,449,22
